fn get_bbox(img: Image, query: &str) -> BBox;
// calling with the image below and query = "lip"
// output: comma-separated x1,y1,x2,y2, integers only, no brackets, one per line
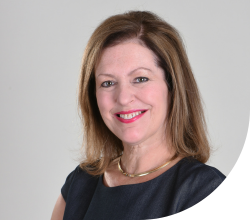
114,109,148,124
114,109,147,114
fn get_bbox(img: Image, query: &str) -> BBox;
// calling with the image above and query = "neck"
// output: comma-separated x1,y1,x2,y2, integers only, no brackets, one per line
121,135,174,175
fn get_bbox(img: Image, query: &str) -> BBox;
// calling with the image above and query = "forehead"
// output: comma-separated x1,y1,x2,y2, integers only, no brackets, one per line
95,40,158,75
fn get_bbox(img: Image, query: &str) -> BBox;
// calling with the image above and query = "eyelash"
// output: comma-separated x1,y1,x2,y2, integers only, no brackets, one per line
101,77,149,88
134,77,148,83
101,81,115,87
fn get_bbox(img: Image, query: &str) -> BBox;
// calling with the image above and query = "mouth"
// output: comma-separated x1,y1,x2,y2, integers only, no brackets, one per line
114,109,147,123
116,110,146,119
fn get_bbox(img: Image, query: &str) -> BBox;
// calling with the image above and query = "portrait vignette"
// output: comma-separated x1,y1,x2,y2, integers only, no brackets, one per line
0,1,249,220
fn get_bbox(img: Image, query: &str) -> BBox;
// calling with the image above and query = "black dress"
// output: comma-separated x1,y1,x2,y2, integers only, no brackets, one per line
61,157,225,220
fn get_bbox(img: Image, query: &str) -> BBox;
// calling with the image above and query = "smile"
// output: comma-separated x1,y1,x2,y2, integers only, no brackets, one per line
118,111,145,119
114,110,147,123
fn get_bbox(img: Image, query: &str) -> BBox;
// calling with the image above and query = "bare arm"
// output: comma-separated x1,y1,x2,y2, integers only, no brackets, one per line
51,194,66,220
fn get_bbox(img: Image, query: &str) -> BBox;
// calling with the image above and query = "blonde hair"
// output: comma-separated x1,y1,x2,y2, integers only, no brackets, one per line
78,11,210,175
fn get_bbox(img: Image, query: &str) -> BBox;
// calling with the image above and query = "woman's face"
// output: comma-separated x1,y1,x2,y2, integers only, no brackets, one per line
95,40,169,146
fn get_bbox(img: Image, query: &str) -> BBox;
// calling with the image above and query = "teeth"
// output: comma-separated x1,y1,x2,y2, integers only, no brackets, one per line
118,111,144,119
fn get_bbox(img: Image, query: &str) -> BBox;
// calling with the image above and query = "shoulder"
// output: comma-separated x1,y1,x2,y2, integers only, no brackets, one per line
61,166,100,219
172,157,226,211
176,157,225,180
61,165,99,202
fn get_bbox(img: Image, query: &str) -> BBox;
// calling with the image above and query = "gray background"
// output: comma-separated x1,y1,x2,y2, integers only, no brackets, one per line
0,0,249,219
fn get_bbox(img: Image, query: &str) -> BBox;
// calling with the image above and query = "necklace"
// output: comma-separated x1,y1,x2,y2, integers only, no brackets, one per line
117,156,172,178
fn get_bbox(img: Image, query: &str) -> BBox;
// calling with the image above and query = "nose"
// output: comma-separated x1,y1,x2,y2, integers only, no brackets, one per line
115,83,134,106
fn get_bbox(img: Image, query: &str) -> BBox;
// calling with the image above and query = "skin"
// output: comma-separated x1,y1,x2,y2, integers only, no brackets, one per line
50,39,183,218
51,194,65,220
95,39,183,187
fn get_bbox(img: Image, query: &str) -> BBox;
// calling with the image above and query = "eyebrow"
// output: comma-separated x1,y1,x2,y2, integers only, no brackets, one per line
96,67,152,78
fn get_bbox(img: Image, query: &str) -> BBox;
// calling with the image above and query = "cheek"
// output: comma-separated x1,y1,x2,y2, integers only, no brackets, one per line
96,91,113,117
140,83,168,108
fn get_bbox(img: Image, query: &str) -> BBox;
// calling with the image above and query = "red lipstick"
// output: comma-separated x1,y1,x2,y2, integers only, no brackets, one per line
114,109,147,124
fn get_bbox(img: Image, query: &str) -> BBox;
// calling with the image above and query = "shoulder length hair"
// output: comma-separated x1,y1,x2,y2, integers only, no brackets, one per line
78,11,210,175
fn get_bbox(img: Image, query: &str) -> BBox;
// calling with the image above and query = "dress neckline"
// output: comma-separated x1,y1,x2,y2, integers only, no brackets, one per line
100,157,190,189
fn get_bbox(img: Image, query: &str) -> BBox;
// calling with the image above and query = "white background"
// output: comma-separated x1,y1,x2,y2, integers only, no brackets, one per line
0,0,249,219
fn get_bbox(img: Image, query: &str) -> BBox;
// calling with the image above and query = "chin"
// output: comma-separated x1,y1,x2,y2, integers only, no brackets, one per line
117,131,145,146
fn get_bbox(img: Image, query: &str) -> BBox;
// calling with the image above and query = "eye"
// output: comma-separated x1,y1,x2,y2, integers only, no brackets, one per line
134,77,149,83
101,81,115,87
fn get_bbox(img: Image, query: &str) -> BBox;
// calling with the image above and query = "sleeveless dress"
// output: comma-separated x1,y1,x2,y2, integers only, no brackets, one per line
61,157,225,220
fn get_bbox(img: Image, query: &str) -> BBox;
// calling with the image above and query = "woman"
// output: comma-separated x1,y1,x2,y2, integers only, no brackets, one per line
51,11,225,220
